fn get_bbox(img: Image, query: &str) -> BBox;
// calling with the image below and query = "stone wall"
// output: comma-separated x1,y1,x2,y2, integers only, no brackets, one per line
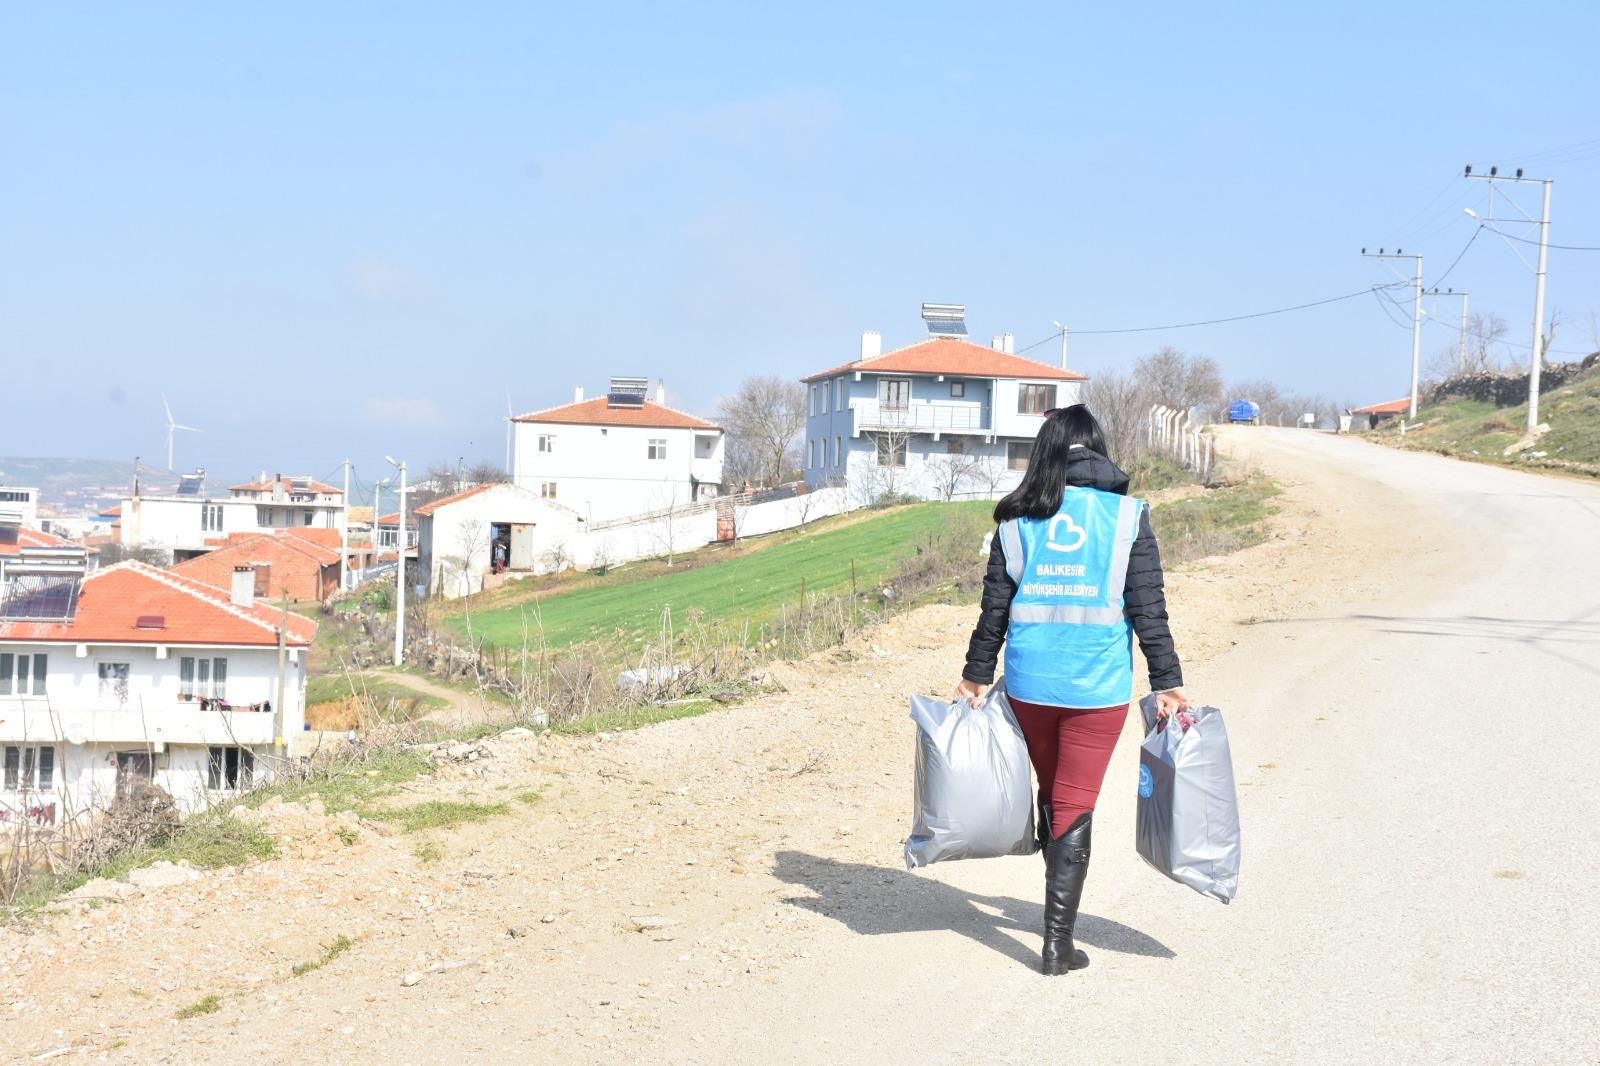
1426,352,1599,408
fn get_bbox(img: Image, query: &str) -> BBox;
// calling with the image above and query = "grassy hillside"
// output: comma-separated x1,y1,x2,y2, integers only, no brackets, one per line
1381,372,1600,474
443,500,993,650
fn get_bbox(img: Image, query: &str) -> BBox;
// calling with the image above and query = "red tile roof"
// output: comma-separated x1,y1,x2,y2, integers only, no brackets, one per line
1349,398,1411,415
413,483,500,517
376,512,400,526
0,562,317,647
802,336,1086,383
513,396,720,430
0,528,75,557
283,527,342,553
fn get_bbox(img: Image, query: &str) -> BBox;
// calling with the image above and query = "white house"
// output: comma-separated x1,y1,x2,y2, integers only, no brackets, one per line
415,482,586,599
511,377,725,524
0,487,41,530
801,305,1086,503
119,471,346,562
0,556,316,826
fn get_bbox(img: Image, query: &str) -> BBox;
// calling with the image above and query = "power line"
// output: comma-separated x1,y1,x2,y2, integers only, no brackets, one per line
1016,282,1411,353
1430,224,1484,289
1484,224,1600,251
1370,287,1416,331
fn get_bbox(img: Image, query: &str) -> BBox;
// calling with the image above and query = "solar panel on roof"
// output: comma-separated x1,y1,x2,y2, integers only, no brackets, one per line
607,376,650,408
925,318,968,337
921,302,968,337
0,573,81,621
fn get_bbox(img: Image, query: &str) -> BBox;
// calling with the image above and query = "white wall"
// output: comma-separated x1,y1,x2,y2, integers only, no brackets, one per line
418,485,585,598
0,642,306,820
119,496,347,556
513,421,724,523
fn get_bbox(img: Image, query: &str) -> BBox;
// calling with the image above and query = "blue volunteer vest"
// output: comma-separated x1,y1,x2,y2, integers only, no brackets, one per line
998,486,1144,708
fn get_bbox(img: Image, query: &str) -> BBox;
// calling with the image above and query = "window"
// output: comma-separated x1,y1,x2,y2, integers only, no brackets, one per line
303,510,314,526
836,378,845,411
879,378,911,410
180,656,228,700
207,746,254,790
538,434,556,453
947,436,970,455
540,482,557,499
256,505,272,526
0,653,47,696
1018,384,1056,415
833,435,841,466
807,440,815,468
875,434,907,467
1008,441,1033,470
809,385,818,415
3,745,55,791
647,439,667,460
97,662,130,703
950,381,966,398
823,380,831,412
201,503,223,531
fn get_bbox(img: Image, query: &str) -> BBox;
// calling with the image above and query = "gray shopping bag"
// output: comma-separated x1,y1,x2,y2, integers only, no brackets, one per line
905,682,1038,869
1136,695,1240,903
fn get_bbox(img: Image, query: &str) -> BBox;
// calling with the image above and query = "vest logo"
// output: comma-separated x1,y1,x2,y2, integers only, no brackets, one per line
1137,763,1154,798
1045,513,1086,553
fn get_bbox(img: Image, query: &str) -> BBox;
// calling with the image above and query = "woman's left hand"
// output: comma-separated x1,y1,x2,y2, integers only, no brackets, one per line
953,679,988,707
1153,688,1191,720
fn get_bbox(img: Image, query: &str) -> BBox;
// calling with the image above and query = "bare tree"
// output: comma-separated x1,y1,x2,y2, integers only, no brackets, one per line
971,455,1012,501
451,517,488,596
1134,347,1224,416
1429,311,1510,379
717,375,806,487
857,424,917,505
1541,308,1562,368
926,446,983,501
1082,368,1149,465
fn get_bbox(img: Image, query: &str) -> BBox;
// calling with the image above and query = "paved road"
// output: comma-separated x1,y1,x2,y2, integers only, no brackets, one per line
662,430,1600,1065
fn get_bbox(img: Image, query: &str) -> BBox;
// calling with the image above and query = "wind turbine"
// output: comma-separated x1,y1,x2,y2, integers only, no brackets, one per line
162,394,202,471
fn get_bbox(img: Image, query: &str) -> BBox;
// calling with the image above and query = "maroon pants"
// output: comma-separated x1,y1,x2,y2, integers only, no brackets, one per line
1010,697,1129,838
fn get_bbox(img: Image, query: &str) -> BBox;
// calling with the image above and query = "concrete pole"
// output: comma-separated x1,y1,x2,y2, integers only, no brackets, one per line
1527,180,1552,432
1409,255,1423,419
339,458,350,592
394,460,407,667
1459,291,1469,372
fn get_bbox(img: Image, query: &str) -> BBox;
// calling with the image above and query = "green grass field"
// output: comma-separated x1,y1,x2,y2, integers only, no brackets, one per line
444,500,993,650
1384,372,1600,473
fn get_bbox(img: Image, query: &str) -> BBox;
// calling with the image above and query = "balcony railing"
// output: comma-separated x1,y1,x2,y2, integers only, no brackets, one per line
0,703,278,746
851,399,987,432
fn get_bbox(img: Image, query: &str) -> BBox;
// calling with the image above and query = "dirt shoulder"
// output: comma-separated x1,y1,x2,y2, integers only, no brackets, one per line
0,428,1454,1065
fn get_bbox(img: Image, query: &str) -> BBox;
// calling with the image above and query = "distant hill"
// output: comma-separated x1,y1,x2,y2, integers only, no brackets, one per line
0,457,249,515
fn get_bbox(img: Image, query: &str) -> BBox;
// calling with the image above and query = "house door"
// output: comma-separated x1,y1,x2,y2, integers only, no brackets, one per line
115,752,154,803
509,524,536,570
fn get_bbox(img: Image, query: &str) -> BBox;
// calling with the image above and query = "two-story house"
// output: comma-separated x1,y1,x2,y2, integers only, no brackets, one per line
0,555,315,825
511,377,725,524
118,471,346,563
801,306,1086,502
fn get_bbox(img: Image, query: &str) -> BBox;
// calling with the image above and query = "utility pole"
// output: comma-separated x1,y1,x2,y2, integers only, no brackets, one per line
1465,165,1553,432
274,591,287,761
1052,320,1070,370
1424,288,1470,372
386,456,407,666
339,458,350,592
1361,248,1424,417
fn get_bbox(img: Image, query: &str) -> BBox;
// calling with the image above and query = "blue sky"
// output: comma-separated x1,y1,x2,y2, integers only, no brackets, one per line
3,2,1597,488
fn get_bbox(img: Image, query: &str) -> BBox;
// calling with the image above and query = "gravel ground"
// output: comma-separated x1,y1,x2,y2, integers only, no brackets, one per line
3,427,1596,1065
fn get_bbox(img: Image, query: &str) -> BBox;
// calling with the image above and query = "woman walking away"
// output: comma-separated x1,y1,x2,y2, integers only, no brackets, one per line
955,405,1187,975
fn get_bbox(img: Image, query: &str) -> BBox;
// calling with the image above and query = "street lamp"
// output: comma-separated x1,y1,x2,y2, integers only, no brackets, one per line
385,456,407,666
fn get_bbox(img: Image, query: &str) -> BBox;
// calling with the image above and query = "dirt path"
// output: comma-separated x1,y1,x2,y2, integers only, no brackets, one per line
4,429,1596,1064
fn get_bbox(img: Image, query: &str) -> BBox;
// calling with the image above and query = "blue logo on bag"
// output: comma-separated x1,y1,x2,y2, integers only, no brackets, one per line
1137,763,1153,798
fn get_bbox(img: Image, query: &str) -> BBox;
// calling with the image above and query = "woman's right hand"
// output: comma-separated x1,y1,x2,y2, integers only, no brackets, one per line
953,679,988,707
1153,688,1191,720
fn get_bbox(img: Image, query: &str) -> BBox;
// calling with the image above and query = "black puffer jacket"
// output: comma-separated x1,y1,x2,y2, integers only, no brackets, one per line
962,448,1183,693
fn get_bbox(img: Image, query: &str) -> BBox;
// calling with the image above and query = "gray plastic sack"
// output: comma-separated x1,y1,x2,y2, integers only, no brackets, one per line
905,682,1038,869
1136,694,1241,903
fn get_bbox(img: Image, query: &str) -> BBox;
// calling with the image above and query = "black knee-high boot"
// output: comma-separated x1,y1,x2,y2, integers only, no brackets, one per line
1036,796,1052,857
1041,811,1092,975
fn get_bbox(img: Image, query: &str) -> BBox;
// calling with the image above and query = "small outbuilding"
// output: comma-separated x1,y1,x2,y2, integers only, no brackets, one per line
1345,398,1410,432
415,483,585,599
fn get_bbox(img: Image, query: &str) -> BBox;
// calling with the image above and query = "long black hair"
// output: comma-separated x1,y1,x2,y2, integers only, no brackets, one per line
993,404,1109,522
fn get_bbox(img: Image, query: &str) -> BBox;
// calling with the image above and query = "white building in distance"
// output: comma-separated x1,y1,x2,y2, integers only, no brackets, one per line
511,377,724,524
0,488,41,531
120,472,345,563
415,482,585,598
0,557,315,825
801,305,1085,503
